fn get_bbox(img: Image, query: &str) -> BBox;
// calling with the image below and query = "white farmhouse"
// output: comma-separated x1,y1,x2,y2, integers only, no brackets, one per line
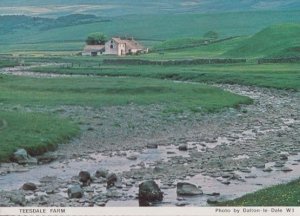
104,37,148,56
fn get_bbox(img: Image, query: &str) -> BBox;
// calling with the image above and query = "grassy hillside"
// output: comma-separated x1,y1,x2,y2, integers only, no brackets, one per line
1,10,300,53
148,37,246,59
226,23,300,58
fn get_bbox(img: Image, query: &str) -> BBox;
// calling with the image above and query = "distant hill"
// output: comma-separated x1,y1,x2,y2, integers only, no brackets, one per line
0,14,109,34
225,24,300,58
0,10,300,54
0,0,300,17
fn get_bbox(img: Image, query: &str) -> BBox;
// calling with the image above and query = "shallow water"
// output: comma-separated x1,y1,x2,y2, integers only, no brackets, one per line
0,145,188,191
107,154,300,207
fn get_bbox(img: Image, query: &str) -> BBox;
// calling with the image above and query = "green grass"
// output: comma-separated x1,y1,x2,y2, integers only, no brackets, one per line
218,178,300,206
152,37,209,51
226,24,300,58
0,111,79,162
0,59,19,68
0,75,251,113
147,37,246,59
31,63,300,91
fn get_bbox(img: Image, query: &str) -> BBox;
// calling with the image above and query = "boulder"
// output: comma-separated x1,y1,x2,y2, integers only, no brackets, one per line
280,153,289,160
139,180,163,206
263,167,273,172
179,144,188,151
107,173,119,188
67,185,83,199
146,143,158,149
281,166,293,172
12,149,28,164
37,152,59,164
79,171,92,186
207,197,221,205
127,155,138,160
176,182,203,196
22,182,37,191
95,169,108,178
175,201,189,206
274,162,285,167
12,149,37,165
245,175,257,179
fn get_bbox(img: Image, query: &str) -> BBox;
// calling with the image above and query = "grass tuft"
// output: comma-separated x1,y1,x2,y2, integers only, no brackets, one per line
0,111,79,162
218,178,300,206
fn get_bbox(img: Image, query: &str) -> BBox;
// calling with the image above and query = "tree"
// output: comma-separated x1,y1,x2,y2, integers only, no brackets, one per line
86,32,107,45
203,31,219,40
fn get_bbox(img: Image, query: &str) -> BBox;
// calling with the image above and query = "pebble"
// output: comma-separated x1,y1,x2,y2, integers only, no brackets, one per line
175,201,189,206
263,167,273,172
281,167,293,172
146,143,158,149
245,175,257,179
127,155,138,160
207,197,221,205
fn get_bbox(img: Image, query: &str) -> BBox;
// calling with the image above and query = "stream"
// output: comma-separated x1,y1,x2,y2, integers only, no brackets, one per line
0,66,299,207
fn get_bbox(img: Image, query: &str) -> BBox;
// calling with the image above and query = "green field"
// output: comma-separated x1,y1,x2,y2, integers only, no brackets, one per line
0,75,251,112
30,63,300,91
0,58,19,68
0,111,79,162
218,178,300,206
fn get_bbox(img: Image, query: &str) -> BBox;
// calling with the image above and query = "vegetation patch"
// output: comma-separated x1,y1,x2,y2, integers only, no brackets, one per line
226,24,300,58
31,63,300,91
0,111,79,162
0,75,251,113
0,59,19,68
217,178,300,206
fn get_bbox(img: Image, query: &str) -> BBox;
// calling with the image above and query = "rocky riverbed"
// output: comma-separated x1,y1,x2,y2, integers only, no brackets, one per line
0,68,299,207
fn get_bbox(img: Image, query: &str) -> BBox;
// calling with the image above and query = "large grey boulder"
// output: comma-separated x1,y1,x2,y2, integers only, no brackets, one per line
177,182,203,196
12,149,37,165
107,173,119,188
13,149,28,163
67,185,83,199
22,182,37,191
138,180,163,206
79,171,92,186
179,144,188,151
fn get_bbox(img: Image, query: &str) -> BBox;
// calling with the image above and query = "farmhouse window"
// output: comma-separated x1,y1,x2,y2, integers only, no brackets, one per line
110,45,113,49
